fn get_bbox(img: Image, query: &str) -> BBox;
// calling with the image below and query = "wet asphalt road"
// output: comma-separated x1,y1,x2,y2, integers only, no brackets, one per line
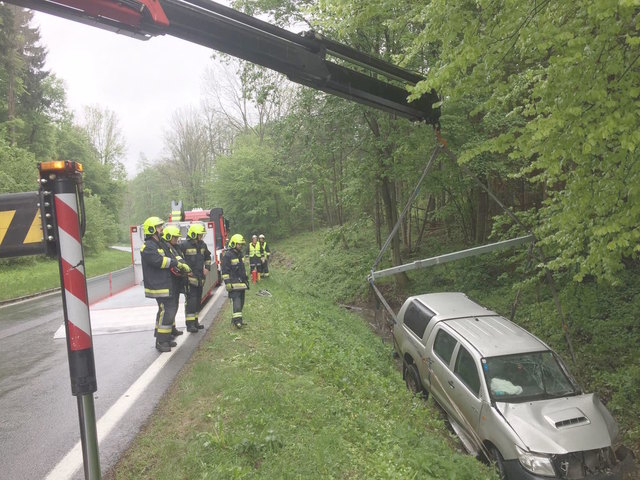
0,289,225,480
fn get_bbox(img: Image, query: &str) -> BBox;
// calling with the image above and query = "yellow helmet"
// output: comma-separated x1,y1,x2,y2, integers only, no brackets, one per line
162,225,181,242
143,216,164,236
187,222,206,239
228,233,246,248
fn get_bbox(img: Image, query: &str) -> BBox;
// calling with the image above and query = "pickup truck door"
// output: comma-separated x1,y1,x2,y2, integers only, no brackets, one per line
446,344,483,448
426,327,458,413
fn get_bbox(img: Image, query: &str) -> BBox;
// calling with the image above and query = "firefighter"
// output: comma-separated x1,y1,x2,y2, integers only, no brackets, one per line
160,224,188,338
140,216,191,352
179,222,212,333
258,234,270,278
222,233,248,328
247,234,261,281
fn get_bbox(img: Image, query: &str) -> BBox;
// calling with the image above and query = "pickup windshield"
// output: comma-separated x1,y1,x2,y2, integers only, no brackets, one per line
483,351,579,402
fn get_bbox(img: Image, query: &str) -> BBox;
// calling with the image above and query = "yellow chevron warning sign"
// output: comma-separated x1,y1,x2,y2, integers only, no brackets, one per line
0,191,45,258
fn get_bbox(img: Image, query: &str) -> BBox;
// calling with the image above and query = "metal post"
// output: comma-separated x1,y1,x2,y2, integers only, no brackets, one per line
39,161,101,479
78,394,101,479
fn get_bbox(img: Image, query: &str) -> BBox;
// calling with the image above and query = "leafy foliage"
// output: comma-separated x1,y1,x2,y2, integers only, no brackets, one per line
0,9,126,248
395,0,640,283
0,136,37,193
210,133,299,236
81,192,118,255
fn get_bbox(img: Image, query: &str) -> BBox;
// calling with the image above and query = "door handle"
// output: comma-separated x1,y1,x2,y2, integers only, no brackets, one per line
448,380,455,389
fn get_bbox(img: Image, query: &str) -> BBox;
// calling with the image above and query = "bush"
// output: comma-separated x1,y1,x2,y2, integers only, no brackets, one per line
82,192,118,255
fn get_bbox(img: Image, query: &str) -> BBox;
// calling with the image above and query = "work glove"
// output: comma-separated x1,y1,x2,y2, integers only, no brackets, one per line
188,275,199,286
260,256,266,264
225,282,232,292
177,261,192,274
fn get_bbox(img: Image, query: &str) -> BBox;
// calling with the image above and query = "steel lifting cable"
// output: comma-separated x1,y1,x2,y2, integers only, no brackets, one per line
371,143,443,273
369,143,443,325
370,280,397,324
368,128,575,363
438,146,576,363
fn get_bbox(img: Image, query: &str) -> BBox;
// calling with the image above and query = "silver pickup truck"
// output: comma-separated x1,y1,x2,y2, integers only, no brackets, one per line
392,292,635,479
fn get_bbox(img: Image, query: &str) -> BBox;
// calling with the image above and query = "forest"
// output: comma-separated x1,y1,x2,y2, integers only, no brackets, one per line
1,0,639,457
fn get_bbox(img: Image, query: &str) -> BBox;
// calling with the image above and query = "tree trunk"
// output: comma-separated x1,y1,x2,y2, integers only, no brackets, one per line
375,188,382,248
5,7,21,144
475,180,489,244
364,113,409,287
310,182,315,232
382,178,409,287
321,184,333,226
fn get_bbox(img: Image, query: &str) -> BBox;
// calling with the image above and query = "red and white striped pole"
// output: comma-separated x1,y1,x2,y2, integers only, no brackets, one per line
39,161,101,480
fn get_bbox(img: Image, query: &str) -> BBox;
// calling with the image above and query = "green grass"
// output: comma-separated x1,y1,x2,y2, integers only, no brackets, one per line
109,239,498,480
0,248,132,301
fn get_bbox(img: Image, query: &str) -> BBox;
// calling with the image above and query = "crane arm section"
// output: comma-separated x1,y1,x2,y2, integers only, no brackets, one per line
8,0,440,124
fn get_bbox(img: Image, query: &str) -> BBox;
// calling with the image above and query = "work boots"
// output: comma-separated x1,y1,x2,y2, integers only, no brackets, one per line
187,325,199,333
156,341,171,352
171,327,183,337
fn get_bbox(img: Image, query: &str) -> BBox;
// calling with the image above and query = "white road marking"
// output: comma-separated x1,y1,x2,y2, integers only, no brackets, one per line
45,286,225,480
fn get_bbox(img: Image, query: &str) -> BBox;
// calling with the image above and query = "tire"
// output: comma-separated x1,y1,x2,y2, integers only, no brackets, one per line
404,363,428,399
491,446,507,480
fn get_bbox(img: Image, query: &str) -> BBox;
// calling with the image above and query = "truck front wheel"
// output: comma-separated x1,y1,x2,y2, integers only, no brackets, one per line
491,446,507,480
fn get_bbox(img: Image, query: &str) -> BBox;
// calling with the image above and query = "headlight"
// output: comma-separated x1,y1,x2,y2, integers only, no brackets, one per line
516,445,556,476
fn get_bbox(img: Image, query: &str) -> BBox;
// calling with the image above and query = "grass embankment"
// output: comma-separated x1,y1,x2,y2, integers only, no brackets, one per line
0,248,132,302
110,230,498,479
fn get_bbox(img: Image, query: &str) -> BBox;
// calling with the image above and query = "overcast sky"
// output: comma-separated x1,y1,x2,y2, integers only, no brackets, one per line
33,11,220,177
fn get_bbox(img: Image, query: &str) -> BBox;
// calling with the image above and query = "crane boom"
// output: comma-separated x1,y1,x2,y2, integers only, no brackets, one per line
7,0,440,124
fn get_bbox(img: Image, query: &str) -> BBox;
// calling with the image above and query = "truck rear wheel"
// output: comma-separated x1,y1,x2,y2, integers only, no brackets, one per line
404,363,428,399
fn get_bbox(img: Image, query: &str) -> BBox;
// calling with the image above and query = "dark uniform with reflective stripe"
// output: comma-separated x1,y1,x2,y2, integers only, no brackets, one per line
162,239,187,335
178,237,212,331
141,236,178,344
221,247,248,326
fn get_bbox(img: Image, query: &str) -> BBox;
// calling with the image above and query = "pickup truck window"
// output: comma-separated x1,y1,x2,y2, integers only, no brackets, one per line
433,329,457,365
403,302,434,339
484,351,579,402
454,346,480,396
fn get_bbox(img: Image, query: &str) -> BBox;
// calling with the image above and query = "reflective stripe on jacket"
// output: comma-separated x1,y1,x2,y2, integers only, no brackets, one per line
163,239,187,294
221,248,247,291
141,236,177,298
178,238,212,277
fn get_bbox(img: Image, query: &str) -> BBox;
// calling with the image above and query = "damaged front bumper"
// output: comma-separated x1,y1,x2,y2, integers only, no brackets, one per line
504,446,636,480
